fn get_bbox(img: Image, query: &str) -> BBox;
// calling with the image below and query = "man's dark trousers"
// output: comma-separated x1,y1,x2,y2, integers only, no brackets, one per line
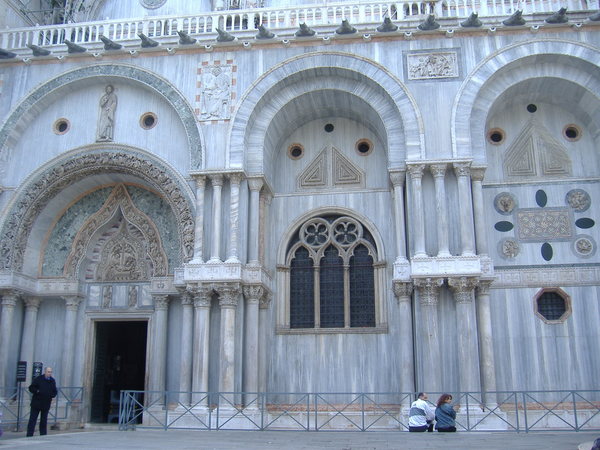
26,406,50,436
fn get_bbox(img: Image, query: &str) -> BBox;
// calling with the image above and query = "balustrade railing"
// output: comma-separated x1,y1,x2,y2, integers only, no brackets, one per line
1,0,598,51
118,389,600,432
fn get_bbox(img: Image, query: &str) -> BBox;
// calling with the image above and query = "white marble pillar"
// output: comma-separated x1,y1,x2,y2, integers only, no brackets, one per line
471,167,488,255
393,282,414,398
242,285,263,408
389,170,408,261
179,290,194,405
192,175,206,263
0,291,19,391
149,295,170,403
19,296,41,386
217,284,240,405
476,281,497,406
453,162,476,256
448,277,481,397
407,164,427,257
61,296,82,388
247,177,264,265
413,278,443,393
226,173,243,263
191,285,212,406
430,164,451,257
258,294,271,394
258,190,272,265
209,174,224,262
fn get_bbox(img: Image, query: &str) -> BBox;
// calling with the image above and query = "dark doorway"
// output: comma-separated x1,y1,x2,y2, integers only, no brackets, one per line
90,321,147,423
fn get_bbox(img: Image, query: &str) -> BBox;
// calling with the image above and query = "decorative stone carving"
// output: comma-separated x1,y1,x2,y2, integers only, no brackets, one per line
295,23,316,37
494,266,600,288
565,189,591,212
299,147,328,188
499,238,520,258
516,208,573,241
188,283,213,308
333,147,364,186
407,51,458,80
0,149,194,271
140,0,167,8
572,235,596,258
102,285,113,308
448,277,478,303
259,292,272,309
393,281,413,302
24,296,41,311
494,192,517,215
1,291,20,307
413,277,443,305
199,65,232,121
407,164,425,179
243,284,264,304
388,169,406,187
128,285,139,307
453,162,471,177
64,296,83,311
97,85,117,142
153,294,170,310
216,284,241,308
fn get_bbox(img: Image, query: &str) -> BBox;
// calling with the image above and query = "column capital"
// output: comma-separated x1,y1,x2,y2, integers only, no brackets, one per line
209,173,224,187
62,295,83,311
178,289,193,306
1,290,21,307
389,169,406,187
453,161,472,177
24,296,42,311
216,283,241,309
260,189,273,206
413,277,444,305
243,284,265,305
448,277,479,303
153,294,170,310
476,279,493,296
470,166,487,182
407,163,426,179
430,163,448,178
259,292,272,310
187,283,213,308
228,172,244,185
247,176,264,192
393,281,413,303
192,174,207,188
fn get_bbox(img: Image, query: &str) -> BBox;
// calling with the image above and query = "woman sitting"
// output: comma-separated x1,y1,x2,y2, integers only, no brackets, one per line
435,393,457,432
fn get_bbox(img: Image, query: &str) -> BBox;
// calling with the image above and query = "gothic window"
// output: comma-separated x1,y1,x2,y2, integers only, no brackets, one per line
285,215,380,331
534,288,571,323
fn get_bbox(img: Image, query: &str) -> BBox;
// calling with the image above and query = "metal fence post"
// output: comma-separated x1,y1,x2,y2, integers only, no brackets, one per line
572,391,579,431
522,391,529,433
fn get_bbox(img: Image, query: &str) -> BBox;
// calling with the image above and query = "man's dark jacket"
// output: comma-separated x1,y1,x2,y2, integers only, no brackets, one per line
28,375,57,410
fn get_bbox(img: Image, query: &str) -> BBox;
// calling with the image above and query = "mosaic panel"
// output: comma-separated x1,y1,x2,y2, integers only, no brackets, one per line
515,208,573,242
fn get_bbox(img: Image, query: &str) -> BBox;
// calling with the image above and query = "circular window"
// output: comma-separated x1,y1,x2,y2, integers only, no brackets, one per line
324,123,334,133
355,139,373,156
140,112,158,130
487,128,505,145
287,143,304,160
563,124,582,142
53,118,70,135
527,104,537,113
534,288,571,323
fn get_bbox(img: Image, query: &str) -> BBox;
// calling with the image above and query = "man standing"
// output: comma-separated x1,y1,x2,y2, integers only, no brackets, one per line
408,392,435,432
26,367,57,437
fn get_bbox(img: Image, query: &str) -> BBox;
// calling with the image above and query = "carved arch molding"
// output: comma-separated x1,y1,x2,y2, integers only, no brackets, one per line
0,149,194,272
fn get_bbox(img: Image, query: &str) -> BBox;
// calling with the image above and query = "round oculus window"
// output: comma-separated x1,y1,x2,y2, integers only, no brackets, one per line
288,143,304,160
140,112,158,130
53,118,70,135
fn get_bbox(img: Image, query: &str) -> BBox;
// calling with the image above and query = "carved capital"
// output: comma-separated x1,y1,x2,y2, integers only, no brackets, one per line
413,277,443,306
153,294,170,310
193,174,206,189
453,162,471,178
470,166,487,182
1,290,21,307
187,283,213,308
407,164,426,179
216,283,241,308
228,172,244,186
448,277,479,303
389,169,406,187
430,163,447,178
24,296,42,311
259,292,272,309
178,289,193,306
209,173,224,187
63,295,83,311
247,177,264,192
476,279,493,296
243,284,264,305
393,281,413,303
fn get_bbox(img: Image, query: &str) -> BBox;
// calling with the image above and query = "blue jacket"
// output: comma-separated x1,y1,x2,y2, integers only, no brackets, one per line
435,403,456,429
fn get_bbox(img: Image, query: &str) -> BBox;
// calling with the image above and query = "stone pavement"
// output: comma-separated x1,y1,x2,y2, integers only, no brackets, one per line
0,428,599,449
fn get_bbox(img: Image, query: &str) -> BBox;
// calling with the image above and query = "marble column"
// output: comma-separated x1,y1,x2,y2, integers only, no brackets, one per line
191,285,212,406
216,284,240,405
0,291,19,391
243,285,264,408
61,296,82,388
413,278,443,393
258,294,271,394
179,290,194,405
470,167,488,255
258,190,272,265
407,164,427,257
393,281,414,398
226,173,243,263
453,162,476,256
149,295,170,403
19,297,41,386
209,174,224,262
247,177,264,265
430,164,451,257
448,277,481,397
192,175,206,263
476,281,497,406
389,170,408,261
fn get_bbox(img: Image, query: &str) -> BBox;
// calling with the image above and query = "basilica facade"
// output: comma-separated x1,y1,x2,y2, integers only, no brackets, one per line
0,0,599,426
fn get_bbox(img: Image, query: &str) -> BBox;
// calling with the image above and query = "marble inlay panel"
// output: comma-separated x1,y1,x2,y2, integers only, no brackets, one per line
515,208,573,242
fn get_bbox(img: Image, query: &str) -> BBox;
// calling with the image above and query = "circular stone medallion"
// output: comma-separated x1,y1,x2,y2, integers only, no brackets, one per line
565,189,591,212
572,235,596,258
140,0,167,9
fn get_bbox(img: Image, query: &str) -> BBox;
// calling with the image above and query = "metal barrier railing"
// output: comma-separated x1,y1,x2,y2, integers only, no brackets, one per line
118,390,600,432
0,386,83,430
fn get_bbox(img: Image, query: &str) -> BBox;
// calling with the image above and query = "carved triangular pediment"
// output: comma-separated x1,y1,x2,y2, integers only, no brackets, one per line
537,133,572,176
332,147,364,186
298,147,327,188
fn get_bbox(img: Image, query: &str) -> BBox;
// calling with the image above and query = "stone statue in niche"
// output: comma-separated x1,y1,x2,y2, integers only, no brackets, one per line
128,285,138,308
102,285,112,308
200,66,231,120
97,85,117,142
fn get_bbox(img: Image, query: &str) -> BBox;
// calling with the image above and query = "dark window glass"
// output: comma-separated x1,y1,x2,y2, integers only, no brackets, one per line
319,245,344,328
290,247,314,328
538,292,566,321
349,245,375,327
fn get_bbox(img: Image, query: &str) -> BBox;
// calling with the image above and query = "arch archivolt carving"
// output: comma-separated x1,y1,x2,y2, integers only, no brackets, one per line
452,39,600,160
0,146,195,272
64,184,168,279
